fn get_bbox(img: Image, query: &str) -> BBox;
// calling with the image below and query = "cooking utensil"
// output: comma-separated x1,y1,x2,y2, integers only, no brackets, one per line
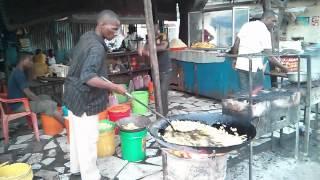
100,76,176,131
287,72,307,83
148,112,256,154
123,91,178,132
116,115,151,132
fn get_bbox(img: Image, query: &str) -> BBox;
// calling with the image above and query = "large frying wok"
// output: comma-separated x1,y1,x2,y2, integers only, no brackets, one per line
148,112,256,154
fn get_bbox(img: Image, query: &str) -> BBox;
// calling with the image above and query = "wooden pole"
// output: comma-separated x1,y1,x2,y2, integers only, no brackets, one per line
275,0,288,50
143,0,164,116
262,0,271,11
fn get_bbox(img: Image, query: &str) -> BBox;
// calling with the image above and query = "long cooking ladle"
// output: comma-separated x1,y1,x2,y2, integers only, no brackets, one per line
100,76,176,131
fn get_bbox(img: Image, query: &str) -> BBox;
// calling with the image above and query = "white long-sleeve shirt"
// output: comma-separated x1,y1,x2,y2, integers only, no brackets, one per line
235,20,272,72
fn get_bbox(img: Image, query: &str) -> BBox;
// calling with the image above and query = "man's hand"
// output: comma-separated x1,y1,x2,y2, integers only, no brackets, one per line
280,66,289,73
141,49,150,57
23,88,40,101
87,77,128,95
269,56,289,73
138,46,150,57
138,46,143,56
232,60,237,69
113,84,127,95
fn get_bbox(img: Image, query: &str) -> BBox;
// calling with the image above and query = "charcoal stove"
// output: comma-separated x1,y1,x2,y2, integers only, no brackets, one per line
148,112,256,180
222,89,300,138
222,89,301,180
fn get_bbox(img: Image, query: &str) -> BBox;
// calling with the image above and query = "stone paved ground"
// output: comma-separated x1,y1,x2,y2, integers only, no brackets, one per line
0,90,320,180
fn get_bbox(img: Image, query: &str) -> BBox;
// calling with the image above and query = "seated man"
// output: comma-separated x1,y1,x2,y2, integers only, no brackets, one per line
33,49,48,78
8,51,64,126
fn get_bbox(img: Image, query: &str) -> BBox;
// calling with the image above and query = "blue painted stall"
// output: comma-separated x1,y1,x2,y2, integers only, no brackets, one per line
170,50,271,100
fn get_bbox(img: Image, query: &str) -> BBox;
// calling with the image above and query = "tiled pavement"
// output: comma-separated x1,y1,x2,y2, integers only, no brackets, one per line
1,90,320,180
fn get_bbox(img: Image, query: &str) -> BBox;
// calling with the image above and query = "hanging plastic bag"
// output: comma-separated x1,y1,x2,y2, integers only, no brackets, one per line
138,75,144,89
143,75,151,88
108,94,118,106
133,76,139,90
128,80,134,93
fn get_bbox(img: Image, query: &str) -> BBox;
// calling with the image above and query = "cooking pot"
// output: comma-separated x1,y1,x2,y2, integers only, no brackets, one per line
287,72,307,83
116,115,151,132
148,112,256,154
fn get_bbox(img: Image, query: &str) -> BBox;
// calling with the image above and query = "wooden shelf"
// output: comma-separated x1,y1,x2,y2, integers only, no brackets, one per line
108,67,150,76
106,51,150,85
132,67,151,73
108,71,130,76
107,51,139,57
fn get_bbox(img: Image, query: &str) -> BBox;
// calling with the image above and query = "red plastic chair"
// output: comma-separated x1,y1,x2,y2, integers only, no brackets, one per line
0,95,40,144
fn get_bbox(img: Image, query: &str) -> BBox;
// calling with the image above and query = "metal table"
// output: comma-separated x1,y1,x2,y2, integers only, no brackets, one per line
279,54,320,156
219,53,302,180
223,89,300,137
266,54,320,156
29,77,65,105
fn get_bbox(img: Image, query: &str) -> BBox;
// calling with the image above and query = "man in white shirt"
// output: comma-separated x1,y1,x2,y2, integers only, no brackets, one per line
104,31,124,51
123,24,143,51
231,10,288,93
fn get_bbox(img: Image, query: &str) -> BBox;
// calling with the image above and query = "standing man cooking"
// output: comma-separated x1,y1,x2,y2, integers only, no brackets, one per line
230,10,288,94
63,10,126,180
139,22,172,116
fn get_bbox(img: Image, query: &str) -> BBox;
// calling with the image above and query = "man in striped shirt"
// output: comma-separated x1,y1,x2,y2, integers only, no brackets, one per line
63,10,126,180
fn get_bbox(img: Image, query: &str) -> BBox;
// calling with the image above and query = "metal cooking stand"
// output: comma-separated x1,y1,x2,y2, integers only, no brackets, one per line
294,54,313,157
217,53,256,180
247,53,303,180
273,52,302,159
219,52,301,180
274,53,316,157
248,55,253,180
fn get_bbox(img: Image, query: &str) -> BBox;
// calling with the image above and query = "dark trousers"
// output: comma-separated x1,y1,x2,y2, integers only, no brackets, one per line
238,69,264,93
160,71,171,116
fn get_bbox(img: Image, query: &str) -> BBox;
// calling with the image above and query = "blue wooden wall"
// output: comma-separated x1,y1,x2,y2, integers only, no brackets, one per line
174,58,271,100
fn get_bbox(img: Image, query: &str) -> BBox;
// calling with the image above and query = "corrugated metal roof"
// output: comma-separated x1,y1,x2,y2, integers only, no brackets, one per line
26,21,95,53
0,0,179,30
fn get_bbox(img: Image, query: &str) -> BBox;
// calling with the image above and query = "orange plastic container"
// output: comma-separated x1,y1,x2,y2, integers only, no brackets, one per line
64,119,70,143
99,109,109,121
108,104,131,122
108,104,131,134
40,114,64,136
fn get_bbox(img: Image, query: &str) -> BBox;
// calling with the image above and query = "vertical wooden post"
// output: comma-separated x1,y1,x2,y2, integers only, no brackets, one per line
262,0,277,87
262,0,275,51
275,8,285,50
262,0,271,11
275,0,288,50
143,0,164,116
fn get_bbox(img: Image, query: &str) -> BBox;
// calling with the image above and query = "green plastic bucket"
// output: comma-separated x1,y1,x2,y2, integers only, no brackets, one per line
99,120,115,134
131,91,149,115
119,128,147,162
115,84,128,103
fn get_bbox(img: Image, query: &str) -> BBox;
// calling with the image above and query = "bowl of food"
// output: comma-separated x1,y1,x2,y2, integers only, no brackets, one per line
117,115,151,132
148,112,256,154
287,72,307,83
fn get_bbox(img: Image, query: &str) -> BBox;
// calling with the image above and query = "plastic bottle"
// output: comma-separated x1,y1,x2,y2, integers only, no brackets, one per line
131,57,137,70
148,81,155,102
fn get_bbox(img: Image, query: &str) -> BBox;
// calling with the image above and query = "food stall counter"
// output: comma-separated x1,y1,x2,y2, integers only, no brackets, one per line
169,50,272,100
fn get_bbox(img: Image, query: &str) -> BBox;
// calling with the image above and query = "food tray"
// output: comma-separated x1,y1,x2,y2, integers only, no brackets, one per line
170,47,187,51
190,47,228,52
